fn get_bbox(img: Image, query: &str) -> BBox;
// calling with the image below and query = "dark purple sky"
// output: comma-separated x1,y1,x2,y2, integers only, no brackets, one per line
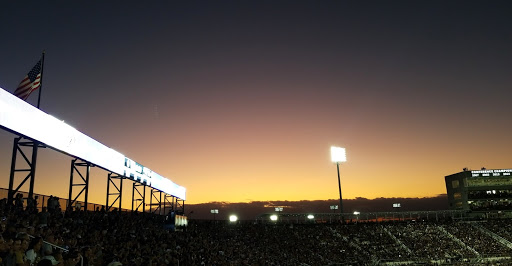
1,1,511,205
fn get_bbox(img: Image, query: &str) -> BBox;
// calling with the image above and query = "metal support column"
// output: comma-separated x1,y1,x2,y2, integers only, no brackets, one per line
175,197,185,215
67,159,92,211
163,194,174,216
132,183,145,212
150,189,162,215
8,137,45,206
106,173,123,211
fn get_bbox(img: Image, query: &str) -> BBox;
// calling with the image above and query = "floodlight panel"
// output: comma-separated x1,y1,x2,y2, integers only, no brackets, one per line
229,215,238,222
270,215,278,221
330,146,346,162
307,214,314,219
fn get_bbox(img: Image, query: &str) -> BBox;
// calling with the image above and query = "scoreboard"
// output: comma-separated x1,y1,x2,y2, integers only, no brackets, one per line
0,87,186,200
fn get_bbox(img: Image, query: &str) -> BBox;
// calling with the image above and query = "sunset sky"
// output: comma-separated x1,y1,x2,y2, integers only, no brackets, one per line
1,1,511,208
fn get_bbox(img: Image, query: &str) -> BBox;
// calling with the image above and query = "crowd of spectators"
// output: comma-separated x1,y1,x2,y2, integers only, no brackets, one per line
0,194,512,265
443,222,511,257
480,219,512,243
387,222,476,261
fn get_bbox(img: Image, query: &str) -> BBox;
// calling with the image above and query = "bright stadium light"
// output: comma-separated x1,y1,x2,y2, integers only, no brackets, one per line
353,211,360,223
229,215,238,222
307,214,315,220
330,146,346,215
331,146,347,163
270,214,278,221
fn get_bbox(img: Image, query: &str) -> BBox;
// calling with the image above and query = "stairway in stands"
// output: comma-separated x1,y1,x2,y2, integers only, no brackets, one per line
469,222,512,250
382,225,412,256
437,225,480,257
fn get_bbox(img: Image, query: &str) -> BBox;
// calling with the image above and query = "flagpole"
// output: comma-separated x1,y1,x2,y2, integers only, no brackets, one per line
37,50,45,109
30,50,44,199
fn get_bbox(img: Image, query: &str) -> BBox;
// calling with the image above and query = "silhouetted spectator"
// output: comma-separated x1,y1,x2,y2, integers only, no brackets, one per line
62,250,80,266
26,196,37,214
46,197,54,214
14,194,24,214
25,237,43,265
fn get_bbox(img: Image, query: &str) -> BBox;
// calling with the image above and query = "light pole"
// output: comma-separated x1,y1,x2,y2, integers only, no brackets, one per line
211,209,218,221
353,211,360,223
331,147,347,215
275,207,283,222
393,203,401,221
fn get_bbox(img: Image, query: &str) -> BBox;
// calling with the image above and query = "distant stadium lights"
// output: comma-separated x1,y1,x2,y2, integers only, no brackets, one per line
353,211,360,222
211,209,219,221
330,146,346,163
307,214,315,220
275,207,283,212
330,205,338,210
270,215,278,221
229,215,238,222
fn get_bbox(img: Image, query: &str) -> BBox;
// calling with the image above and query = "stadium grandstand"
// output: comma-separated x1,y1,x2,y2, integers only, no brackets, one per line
0,191,512,265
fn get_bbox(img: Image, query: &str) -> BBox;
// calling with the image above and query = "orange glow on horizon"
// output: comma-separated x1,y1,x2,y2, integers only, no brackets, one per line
1,115,511,209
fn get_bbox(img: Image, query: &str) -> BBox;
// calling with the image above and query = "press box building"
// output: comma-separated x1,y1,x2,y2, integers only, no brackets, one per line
445,168,512,211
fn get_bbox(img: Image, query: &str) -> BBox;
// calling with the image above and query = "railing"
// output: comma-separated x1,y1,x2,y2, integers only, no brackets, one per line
0,187,130,213
28,233,83,266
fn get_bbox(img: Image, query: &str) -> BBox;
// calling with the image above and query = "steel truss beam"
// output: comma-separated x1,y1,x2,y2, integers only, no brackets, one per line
106,173,124,211
150,188,162,215
163,195,185,215
132,183,146,212
163,194,174,216
67,159,93,211
8,137,45,206
175,197,185,215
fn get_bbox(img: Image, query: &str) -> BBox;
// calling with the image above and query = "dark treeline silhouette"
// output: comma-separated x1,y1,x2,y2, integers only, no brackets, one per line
187,194,449,220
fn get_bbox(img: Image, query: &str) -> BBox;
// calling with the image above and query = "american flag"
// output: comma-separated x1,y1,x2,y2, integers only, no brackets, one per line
14,60,42,101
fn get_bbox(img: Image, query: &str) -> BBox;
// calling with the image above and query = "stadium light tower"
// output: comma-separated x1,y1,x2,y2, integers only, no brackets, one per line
211,209,218,221
331,146,346,214
353,211,360,223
